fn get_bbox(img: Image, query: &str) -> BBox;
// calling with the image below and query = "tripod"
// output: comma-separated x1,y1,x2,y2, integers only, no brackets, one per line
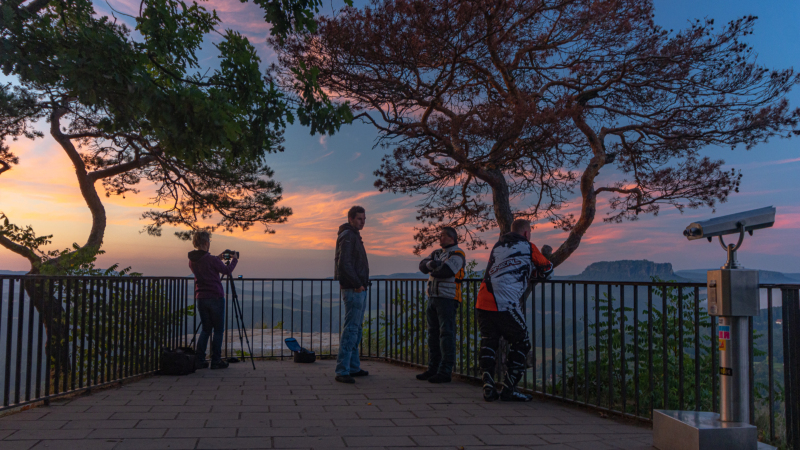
190,263,256,370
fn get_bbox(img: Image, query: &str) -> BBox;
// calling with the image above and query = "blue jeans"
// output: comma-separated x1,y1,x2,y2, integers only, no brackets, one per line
336,289,367,376
196,297,225,363
427,296,458,375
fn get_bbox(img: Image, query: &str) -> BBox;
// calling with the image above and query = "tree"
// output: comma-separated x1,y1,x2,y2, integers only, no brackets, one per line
274,0,799,264
0,0,350,380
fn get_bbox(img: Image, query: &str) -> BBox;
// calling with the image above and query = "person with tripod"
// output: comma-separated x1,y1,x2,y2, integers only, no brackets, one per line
189,231,238,370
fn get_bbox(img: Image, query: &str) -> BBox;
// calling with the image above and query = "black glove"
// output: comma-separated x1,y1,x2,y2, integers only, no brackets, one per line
426,260,443,271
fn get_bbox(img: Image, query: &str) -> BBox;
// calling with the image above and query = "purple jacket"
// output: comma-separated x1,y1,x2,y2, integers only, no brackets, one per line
188,250,238,299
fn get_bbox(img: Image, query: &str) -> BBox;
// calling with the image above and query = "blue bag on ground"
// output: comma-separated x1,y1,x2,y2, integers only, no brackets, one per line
284,338,316,363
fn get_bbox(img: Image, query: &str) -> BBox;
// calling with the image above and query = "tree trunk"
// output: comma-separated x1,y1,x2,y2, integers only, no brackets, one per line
486,167,514,235
24,279,71,393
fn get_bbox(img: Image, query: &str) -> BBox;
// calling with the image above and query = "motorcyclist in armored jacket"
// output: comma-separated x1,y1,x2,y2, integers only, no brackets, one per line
416,227,466,384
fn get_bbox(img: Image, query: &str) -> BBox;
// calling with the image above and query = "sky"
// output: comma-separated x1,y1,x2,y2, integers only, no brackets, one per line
1,0,799,277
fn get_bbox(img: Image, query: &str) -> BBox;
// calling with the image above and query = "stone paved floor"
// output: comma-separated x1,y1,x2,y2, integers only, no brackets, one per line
0,360,653,449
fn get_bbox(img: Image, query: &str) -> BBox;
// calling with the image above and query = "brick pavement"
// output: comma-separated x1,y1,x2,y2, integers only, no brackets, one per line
0,360,653,449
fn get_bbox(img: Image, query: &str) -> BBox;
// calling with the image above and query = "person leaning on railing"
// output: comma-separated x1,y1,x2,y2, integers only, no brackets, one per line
188,231,238,370
475,219,553,402
333,206,370,384
416,227,466,384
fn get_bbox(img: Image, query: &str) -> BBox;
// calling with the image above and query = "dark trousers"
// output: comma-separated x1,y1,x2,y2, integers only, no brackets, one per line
196,297,225,363
477,309,531,388
427,296,458,375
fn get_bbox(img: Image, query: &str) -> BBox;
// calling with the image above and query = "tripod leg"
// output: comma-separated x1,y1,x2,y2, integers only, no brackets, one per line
228,276,256,370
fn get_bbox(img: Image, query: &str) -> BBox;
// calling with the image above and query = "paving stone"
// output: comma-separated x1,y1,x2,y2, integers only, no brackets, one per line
369,426,436,436
197,437,272,449
0,420,67,430
31,440,117,449
273,436,345,447
165,427,237,438
477,434,549,446
87,428,167,439
344,436,417,447
332,419,396,427
304,426,372,437
112,437,199,449
237,427,306,437
63,419,140,429
0,441,38,450
5,429,92,440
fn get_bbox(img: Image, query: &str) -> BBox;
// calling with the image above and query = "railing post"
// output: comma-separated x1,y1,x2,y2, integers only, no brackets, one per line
782,286,800,449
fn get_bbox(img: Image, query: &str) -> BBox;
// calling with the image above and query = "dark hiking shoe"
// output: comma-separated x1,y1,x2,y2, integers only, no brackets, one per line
335,375,355,384
350,370,369,377
428,373,452,384
482,372,499,402
500,386,533,402
195,359,209,370
416,370,437,381
210,360,229,370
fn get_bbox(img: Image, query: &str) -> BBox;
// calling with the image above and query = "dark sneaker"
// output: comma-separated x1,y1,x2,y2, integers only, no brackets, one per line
210,360,229,370
482,372,500,402
416,370,436,380
500,386,533,402
195,359,209,370
428,373,451,384
335,375,355,384
350,369,369,377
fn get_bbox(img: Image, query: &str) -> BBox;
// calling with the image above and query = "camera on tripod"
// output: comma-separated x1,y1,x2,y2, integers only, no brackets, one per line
222,249,239,261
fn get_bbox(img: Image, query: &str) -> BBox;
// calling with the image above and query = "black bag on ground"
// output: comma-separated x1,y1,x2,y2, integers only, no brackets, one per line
158,347,197,375
284,338,316,363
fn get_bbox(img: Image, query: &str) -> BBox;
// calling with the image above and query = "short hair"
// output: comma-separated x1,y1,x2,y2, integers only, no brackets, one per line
511,219,531,234
441,226,458,243
192,230,210,249
348,205,366,220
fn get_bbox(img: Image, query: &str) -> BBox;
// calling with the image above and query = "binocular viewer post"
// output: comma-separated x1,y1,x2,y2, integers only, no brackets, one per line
654,207,777,450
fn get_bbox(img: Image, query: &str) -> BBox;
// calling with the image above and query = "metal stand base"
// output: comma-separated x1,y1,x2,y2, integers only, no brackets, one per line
653,410,771,450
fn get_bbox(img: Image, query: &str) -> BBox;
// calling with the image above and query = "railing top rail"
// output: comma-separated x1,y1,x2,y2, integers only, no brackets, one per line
3,274,799,289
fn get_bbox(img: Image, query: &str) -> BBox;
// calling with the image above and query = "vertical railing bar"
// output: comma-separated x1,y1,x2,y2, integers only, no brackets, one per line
748,316,755,425
70,279,78,391
633,286,639,417
648,286,653,418
15,279,26,403
0,278,5,406
584,284,589,405
694,286,700,411
711,295,718,413
541,282,546,394
42,280,53,400
301,281,304,349
561,283,566,399
572,283,577,401
662,285,668,410
551,282,556,394
595,283,600,407
620,284,626,415
607,284,612,410
25,278,36,401
281,280,285,360
531,281,536,392
767,288,775,441
4,279,15,406
678,286,684,411
78,279,87,389
54,280,63,396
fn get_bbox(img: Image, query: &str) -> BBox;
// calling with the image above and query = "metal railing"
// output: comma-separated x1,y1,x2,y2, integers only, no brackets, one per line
1,275,797,448
0,276,191,412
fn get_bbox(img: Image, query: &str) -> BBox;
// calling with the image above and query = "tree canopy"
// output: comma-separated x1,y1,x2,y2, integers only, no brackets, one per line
0,0,352,273
275,0,799,265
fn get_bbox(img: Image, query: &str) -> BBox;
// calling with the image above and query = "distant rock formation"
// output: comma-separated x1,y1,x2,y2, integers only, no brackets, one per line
562,260,691,282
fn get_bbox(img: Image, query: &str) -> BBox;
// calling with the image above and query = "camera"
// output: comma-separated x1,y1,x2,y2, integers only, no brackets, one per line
222,249,239,261
683,206,776,241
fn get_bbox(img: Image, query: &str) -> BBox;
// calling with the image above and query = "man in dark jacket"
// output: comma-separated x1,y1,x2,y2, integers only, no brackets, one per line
416,227,465,384
188,231,238,370
333,206,370,383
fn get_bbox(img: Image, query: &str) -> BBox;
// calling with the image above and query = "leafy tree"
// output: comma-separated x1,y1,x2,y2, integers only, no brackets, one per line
275,0,799,262
0,0,351,374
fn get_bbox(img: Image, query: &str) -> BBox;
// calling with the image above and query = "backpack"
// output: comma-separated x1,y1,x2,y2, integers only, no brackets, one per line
158,347,197,375
284,338,316,363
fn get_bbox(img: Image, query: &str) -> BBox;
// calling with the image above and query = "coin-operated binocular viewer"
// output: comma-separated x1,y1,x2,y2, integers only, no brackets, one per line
654,206,776,450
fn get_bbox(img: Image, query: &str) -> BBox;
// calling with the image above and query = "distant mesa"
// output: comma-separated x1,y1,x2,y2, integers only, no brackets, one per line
557,260,691,282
